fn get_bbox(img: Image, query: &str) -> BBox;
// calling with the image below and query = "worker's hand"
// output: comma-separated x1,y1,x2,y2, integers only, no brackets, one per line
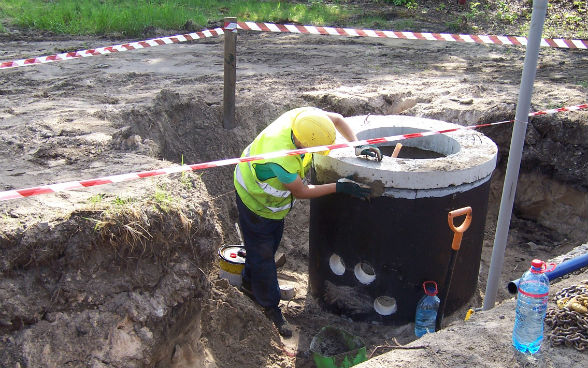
355,144,382,161
336,178,371,199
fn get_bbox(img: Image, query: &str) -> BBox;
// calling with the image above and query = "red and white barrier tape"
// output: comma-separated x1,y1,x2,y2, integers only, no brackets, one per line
1,103,586,202
3,20,585,70
0,28,224,70
232,21,588,50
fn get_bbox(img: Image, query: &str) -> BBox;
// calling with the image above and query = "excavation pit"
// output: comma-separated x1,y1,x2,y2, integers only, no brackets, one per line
309,115,498,324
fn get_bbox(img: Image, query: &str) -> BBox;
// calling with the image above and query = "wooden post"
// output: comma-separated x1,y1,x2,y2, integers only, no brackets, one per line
223,17,237,129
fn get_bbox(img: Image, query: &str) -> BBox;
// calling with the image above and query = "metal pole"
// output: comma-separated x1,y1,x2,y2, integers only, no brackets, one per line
483,0,548,310
223,17,237,129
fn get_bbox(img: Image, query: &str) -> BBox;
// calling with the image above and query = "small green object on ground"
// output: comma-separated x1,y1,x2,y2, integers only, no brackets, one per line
310,326,367,368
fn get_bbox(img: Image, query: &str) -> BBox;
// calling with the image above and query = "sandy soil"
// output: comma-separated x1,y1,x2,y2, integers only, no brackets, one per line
0,13,587,368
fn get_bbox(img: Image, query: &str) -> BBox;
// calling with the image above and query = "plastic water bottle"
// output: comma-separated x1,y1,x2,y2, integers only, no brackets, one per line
415,281,440,337
512,259,552,354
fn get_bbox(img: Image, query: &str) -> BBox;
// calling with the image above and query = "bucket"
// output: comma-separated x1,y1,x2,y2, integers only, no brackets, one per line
310,326,367,368
218,245,246,286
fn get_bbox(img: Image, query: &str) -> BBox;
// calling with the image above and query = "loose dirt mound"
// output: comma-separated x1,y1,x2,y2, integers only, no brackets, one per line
1,6,587,367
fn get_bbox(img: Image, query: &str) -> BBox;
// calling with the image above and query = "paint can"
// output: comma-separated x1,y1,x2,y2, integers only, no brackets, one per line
280,284,296,300
218,245,246,286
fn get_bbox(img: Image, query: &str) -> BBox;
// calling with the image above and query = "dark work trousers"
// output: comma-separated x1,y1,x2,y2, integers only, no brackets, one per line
236,192,284,309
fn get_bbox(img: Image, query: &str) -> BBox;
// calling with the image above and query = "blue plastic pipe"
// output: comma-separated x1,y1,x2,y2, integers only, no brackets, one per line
507,253,588,294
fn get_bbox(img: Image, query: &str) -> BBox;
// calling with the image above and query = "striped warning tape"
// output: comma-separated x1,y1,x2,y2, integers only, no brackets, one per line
1,103,586,202
2,20,585,70
0,27,224,70
232,21,588,50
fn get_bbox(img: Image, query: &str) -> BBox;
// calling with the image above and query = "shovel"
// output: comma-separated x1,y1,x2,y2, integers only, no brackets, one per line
435,206,472,331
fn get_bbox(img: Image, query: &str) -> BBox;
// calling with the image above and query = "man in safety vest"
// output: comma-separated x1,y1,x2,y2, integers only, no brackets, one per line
233,107,381,337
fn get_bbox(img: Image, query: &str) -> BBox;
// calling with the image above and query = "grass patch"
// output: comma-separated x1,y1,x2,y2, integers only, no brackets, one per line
0,0,586,39
392,18,415,31
383,0,417,9
3,0,210,36
445,20,462,33
0,0,349,37
81,188,191,259
88,193,105,208
464,1,486,22
360,15,391,29
152,185,175,212
495,0,519,24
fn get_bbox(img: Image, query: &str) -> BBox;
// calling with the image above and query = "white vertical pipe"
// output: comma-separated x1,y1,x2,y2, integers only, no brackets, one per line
483,0,549,310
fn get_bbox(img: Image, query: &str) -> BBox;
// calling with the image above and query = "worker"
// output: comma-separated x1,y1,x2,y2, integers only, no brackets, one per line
233,107,381,338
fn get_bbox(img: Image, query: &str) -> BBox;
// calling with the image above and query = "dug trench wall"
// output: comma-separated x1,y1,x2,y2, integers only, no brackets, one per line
0,177,224,367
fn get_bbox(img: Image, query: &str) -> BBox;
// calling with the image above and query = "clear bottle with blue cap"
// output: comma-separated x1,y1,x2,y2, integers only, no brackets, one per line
512,259,553,354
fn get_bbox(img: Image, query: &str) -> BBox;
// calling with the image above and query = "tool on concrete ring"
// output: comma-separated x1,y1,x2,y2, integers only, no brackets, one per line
391,143,402,158
435,206,472,331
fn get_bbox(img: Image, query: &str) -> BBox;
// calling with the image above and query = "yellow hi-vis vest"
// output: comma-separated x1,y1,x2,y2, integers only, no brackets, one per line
234,108,314,220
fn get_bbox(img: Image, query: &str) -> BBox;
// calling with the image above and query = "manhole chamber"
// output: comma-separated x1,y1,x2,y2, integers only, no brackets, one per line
309,115,498,324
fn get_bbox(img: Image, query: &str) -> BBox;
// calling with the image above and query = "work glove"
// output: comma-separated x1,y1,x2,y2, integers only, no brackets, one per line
336,178,371,199
355,144,383,162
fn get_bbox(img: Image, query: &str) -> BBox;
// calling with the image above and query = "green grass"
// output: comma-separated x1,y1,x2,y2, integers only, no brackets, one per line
0,1,586,39
152,189,173,210
0,0,349,37
88,193,105,207
360,15,391,30
383,0,417,9
495,0,518,24
392,18,415,31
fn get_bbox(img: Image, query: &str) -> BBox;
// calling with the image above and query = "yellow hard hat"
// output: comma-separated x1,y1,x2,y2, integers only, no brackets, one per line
292,110,336,152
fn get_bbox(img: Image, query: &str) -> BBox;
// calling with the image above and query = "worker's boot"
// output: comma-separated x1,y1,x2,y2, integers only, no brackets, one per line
240,279,254,300
264,306,293,338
